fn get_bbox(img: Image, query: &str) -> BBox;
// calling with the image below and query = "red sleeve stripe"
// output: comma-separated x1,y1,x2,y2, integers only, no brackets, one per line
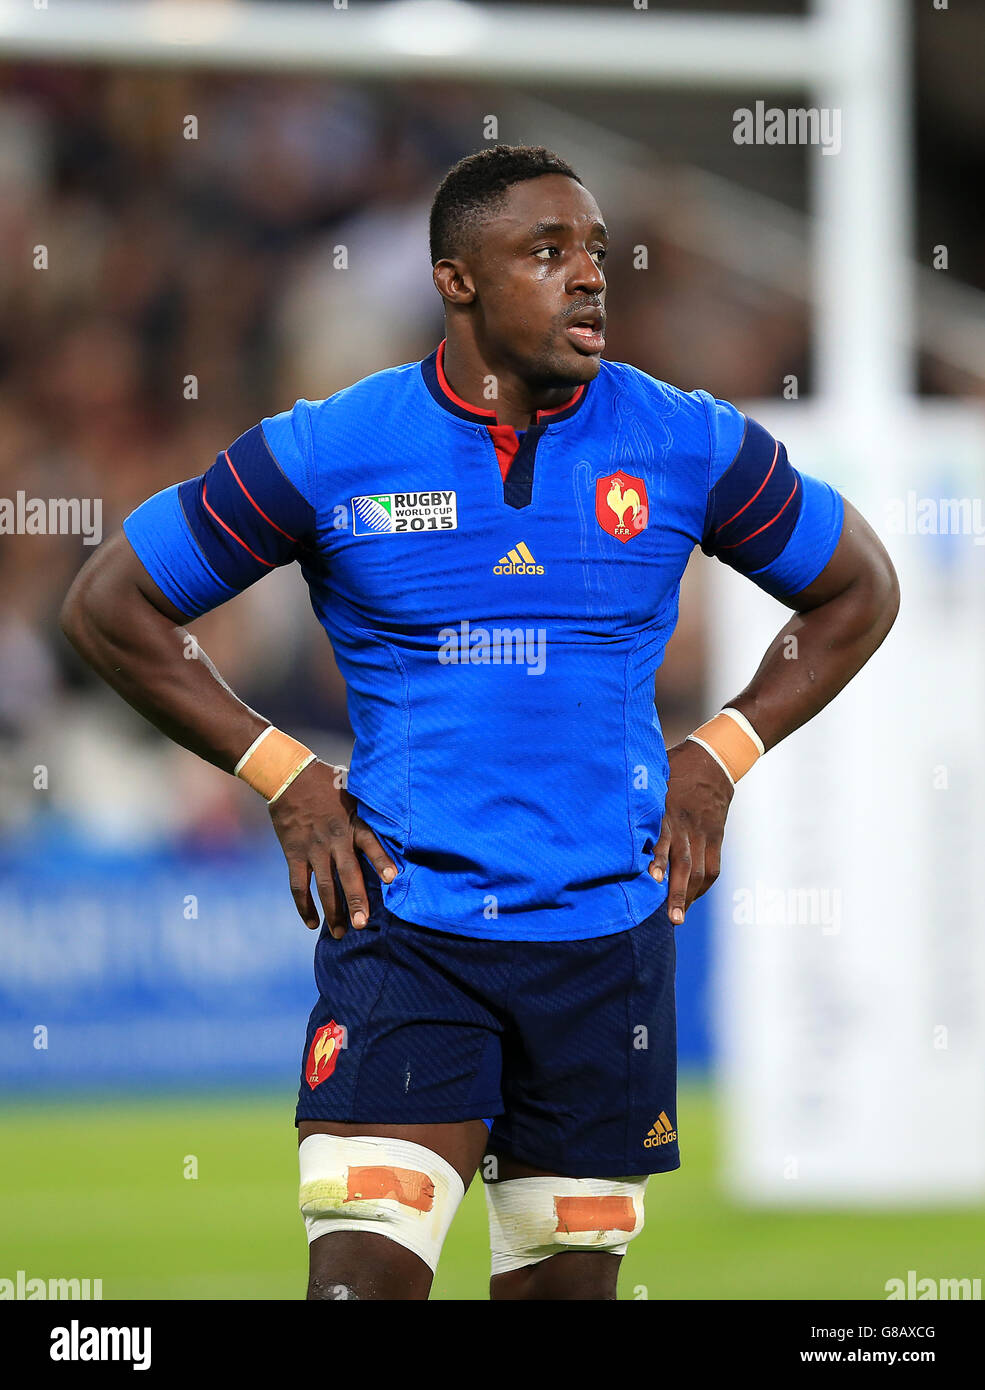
714,439,779,534
716,476,800,551
201,483,275,568
224,450,300,543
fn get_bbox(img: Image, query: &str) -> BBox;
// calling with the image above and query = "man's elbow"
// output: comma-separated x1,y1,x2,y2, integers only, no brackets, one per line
60,540,127,660
884,558,901,630
59,562,96,652
61,530,141,641
856,544,900,646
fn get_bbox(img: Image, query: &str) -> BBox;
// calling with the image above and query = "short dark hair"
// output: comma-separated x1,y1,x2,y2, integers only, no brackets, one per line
429,144,582,265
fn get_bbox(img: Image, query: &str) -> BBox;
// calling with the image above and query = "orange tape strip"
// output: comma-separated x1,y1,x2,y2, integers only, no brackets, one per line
346,1166,435,1213
554,1195,637,1234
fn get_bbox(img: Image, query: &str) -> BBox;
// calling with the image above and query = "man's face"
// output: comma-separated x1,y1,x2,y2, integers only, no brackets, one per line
465,174,608,387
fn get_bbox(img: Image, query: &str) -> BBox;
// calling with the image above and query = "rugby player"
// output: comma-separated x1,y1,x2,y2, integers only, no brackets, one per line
61,145,899,1301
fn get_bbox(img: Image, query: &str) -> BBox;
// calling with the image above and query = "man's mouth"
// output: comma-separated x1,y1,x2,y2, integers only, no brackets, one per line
564,308,605,354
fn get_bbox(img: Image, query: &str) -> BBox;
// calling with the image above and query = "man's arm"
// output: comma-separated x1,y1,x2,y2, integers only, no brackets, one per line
724,497,900,748
60,530,396,936
651,497,900,924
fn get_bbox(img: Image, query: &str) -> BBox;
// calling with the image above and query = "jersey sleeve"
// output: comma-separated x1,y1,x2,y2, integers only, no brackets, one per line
122,402,318,618
697,392,844,601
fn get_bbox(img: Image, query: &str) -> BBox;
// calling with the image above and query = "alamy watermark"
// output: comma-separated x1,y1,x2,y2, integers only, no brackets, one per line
437,620,547,676
1,1269,103,1299
732,880,842,935
0,492,102,545
733,101,842,156
50,1321,151,1370
886,491,985,545
885,1270,981,1300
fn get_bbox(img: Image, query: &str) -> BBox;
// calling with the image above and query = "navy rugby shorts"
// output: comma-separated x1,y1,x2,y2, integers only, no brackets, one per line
295,860,680,1178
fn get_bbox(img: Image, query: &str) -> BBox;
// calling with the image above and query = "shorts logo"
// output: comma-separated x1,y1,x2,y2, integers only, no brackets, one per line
643,1111,677,1147
493,541,544,575
351,491,458,535
595,470,649,543
306,1020,346,1089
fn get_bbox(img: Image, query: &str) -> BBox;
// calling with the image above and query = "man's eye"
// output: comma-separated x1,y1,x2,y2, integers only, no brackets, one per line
533,246,559,260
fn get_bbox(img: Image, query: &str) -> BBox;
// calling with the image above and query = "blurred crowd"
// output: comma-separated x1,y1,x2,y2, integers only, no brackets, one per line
0,59,950,846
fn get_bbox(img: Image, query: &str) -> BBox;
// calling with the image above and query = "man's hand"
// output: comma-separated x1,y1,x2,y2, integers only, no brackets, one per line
649,739,734,925
268,761,398,938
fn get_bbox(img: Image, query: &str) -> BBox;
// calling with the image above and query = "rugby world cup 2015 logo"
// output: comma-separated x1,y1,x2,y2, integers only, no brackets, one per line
351,491,458,535
595,470,649,543
306,1020,346,1089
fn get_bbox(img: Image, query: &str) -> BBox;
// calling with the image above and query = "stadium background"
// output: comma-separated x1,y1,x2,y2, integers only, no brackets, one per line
1,0,984,1299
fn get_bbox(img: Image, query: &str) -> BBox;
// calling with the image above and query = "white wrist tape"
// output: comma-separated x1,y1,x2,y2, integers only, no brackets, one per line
234,725,316,803
686,706,764,786
721,706,765,755
233,725,274,775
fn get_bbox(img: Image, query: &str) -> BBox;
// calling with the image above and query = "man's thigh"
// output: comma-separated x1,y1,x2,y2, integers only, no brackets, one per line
298,1118,489,1300
491,903,680,1181
483,1152,641,1301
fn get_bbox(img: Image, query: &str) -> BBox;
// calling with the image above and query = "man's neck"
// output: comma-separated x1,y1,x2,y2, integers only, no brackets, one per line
441,335,578,430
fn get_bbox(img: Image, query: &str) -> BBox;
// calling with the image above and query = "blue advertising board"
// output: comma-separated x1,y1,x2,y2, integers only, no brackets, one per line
0,824,713,1092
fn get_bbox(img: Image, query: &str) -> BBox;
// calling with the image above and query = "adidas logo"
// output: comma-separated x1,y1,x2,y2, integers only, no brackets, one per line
493,541,544,576
643,1111,678,1148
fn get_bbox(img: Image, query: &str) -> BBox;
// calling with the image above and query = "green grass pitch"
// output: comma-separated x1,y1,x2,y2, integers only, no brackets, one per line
2,1078,981,1300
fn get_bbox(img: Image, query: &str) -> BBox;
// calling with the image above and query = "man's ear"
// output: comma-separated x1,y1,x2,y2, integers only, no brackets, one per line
433,258,476,306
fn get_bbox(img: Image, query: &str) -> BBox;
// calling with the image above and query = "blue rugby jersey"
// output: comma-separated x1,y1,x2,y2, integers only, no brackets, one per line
123,341,844,940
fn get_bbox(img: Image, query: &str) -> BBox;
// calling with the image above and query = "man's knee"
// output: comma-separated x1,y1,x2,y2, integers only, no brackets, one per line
491,1248,623,1301
299,1133,466,1298
484,1173,648,1296
307,1274,361,1301
306,1230,428,1300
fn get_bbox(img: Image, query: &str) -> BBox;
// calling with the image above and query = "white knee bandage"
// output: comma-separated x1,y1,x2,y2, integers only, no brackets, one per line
485,1175,649,1276
299,1133,465,1275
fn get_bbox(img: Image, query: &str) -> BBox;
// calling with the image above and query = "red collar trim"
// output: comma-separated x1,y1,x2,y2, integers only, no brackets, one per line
435,339,584,425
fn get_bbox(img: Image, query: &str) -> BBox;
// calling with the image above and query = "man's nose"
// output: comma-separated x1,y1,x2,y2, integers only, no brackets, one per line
569,249,605,294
